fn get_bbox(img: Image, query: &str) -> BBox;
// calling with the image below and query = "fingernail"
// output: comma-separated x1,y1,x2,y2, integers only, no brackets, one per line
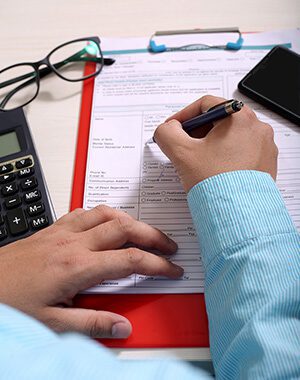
167,236,178,252
111,322,131,339
174,264,184,276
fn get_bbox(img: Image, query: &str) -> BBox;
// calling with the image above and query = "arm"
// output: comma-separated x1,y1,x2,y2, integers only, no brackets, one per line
0,303,210,379
155,95,300,378
188,171,300,378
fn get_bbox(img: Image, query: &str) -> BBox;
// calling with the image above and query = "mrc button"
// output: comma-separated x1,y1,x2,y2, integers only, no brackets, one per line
24,190,41,203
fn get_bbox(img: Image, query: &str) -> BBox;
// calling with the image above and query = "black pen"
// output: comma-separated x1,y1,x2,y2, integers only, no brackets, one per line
146,99,244,144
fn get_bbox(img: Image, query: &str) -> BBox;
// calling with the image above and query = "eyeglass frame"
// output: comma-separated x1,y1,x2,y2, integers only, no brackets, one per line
0,36,114,111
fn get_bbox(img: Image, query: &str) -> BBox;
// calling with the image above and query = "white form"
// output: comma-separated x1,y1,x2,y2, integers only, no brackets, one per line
83,30,300,294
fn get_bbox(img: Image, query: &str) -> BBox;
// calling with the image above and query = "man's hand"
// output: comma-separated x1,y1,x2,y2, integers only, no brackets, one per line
154,95,278,192
0,206,181,338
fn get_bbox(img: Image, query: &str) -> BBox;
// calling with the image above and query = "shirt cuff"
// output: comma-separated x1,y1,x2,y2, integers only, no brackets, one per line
187,170,296,270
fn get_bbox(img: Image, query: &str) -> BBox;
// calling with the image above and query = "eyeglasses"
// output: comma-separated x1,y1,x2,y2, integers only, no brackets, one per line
0,36,115,111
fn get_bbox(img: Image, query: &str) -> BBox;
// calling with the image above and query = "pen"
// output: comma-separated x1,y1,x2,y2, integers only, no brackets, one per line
146,99,244,144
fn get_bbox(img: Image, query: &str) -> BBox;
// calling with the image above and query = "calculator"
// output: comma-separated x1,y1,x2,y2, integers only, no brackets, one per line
0,108,55,247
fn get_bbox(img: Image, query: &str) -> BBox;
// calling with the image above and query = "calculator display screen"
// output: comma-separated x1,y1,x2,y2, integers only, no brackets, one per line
0,131,21,159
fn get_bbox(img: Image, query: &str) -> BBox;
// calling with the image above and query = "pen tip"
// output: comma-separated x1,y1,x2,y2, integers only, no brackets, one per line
145,138,154,145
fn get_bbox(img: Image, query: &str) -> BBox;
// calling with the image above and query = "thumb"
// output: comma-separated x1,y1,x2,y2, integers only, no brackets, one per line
45,307,132,338
153,119,192,162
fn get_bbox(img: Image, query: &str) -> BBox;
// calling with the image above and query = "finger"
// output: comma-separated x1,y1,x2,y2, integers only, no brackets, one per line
80,217,178,253
75,248,184,291
166,95,227,123
56,205,126,232
45,307,132,338
154,119,194,162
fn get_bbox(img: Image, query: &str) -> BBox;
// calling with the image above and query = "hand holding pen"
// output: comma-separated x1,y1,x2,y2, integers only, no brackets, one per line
146,99,244,144
152,95,278,192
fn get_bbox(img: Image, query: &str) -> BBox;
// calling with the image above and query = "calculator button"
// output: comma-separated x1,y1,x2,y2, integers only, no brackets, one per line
5,195,22,209
0,226,7,240
15,157,32,169
27,202,45,217
6,208,28,236
21,176,38,191
18,167,35,178
1,182,18,197
0,173,15,184
31,215,49,230
24,190,41,203
0,163,13,174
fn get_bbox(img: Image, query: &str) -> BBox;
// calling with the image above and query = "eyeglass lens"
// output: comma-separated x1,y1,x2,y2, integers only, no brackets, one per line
0,64,38,110
49,40,102,81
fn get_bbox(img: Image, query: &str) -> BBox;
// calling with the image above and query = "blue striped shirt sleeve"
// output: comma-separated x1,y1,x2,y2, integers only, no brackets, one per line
188,170,300,378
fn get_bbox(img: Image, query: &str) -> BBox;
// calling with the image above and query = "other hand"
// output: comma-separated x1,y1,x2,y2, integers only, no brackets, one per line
0,205,181,338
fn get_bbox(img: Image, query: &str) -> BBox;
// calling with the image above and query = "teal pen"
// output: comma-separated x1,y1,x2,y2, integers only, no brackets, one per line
146,99,244,144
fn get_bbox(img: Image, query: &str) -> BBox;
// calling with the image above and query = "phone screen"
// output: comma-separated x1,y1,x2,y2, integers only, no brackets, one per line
240,47,300,119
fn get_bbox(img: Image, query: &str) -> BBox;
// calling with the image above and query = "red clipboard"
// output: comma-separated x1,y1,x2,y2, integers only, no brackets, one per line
70,63,209,348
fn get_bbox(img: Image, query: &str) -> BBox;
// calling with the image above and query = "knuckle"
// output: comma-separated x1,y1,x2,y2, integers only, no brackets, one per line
242,105,257,122
116,215,133,234
126,248,144,266
62,208,85,225
262,122,274,138
200,95,224,111
42,314,65,333
72,208,85,215
94,205,112,216
94,204,114,219
72,210,87,226
154,119,181,141
85,313,105,337
200,94,214,104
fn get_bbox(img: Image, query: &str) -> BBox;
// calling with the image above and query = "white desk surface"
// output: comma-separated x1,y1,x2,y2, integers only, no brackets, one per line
0,0,299,362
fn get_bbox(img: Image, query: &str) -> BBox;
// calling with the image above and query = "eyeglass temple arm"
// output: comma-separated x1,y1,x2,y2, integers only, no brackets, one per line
0,59,81,107
0,53,114,89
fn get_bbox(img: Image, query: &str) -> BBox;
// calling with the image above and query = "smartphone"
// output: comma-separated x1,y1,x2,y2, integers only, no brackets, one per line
238,46,300,125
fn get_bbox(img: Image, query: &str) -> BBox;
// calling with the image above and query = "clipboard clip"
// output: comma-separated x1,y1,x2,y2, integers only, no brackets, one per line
148,27,244,53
